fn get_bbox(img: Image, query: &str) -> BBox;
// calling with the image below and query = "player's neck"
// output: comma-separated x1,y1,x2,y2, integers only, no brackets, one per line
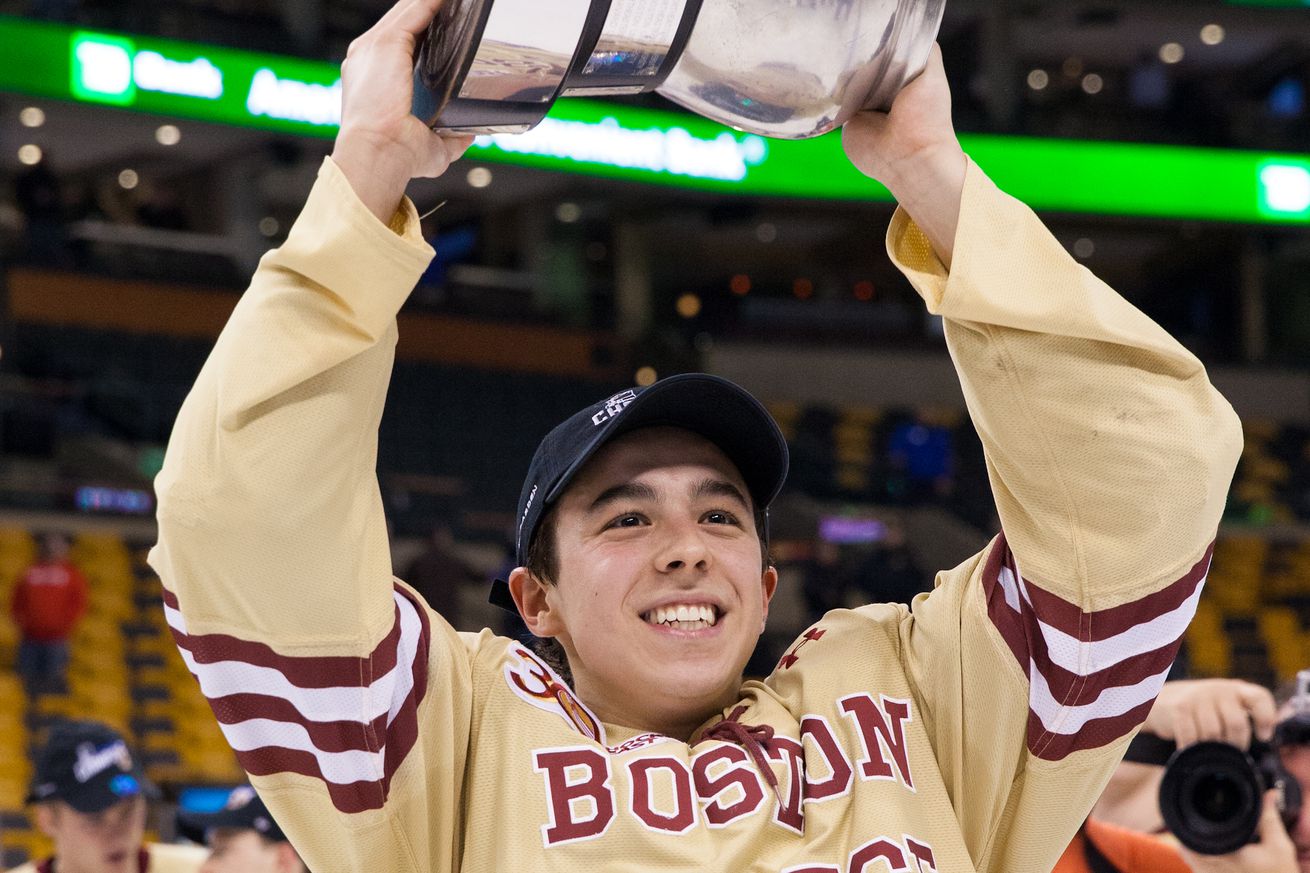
579,680,739,742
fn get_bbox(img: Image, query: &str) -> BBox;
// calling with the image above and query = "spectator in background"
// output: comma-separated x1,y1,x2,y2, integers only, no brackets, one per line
177,787,308,873
402,522,481,631
10,721,206,873
9,532,87,696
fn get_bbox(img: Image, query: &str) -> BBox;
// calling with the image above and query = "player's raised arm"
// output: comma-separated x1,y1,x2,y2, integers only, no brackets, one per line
148,2,473,869
840,45,1242,872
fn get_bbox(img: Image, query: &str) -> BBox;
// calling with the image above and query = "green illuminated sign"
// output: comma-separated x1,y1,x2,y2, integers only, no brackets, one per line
1257,160,1310,220
1,17,340,136
2,14,1308,225
70,31,136,104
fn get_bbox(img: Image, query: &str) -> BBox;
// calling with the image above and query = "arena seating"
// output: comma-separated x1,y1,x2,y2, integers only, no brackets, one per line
0,529,242,868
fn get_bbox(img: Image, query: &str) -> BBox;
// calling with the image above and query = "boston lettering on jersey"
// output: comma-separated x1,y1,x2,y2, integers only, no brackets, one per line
530,691,914,846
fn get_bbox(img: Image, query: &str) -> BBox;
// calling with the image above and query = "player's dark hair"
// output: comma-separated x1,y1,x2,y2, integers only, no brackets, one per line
523,499,772,689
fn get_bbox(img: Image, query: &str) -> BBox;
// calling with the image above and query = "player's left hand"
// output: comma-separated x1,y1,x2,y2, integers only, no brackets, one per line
331,0,475,222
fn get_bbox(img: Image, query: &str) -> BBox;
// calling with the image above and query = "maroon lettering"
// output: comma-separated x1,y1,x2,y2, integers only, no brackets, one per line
766,736,806,833
782,867,839,873
780,626,827,669
692,744,766,827
629,756,696,834
839,694,915,790
905,837,937,872
800,715,853,803
849,837,909,873
533,748,615,846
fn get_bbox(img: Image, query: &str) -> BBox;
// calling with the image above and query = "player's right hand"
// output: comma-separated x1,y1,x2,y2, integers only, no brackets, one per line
1143,678,1278,751
330,0,474,222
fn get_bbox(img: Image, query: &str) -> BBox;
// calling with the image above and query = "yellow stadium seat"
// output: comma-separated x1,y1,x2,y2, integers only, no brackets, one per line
3,829,54,863
0,776,28,809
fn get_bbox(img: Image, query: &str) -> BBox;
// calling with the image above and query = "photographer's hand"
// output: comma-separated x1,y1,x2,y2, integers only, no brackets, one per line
1180,792,1298,873
841,44,966,269
1144,679,1278,750
330,0,474,222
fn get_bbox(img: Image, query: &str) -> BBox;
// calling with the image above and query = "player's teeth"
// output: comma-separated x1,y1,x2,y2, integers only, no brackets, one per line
643,605,718,627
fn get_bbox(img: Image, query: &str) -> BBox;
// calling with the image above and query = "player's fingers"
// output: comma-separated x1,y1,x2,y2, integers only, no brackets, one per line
1238,683,1279,743
354,0,439,51
370,0,431,34
393,0,447,36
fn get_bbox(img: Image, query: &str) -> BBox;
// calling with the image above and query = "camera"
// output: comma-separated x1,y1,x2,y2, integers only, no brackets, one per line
1150,670,1310,855
1158,738,1301,854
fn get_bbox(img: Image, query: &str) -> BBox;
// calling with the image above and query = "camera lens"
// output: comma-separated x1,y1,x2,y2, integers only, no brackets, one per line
1160,741,1264,855
1190,771,1251,822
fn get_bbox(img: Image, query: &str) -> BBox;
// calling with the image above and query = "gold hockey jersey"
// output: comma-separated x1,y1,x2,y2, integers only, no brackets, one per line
149,156,1242,872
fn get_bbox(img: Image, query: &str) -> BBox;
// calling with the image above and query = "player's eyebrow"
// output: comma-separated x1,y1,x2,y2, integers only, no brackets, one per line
589,481,658,513
690,478,750,510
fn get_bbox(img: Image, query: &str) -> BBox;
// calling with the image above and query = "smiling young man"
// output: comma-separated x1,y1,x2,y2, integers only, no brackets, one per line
148,0,1244,871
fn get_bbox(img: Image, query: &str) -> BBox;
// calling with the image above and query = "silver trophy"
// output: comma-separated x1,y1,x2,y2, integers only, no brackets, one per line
412,0,945,140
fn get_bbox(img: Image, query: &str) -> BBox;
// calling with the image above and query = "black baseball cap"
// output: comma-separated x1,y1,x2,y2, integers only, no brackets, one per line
176,786,287,844
490,373,789,611
26,721,157,813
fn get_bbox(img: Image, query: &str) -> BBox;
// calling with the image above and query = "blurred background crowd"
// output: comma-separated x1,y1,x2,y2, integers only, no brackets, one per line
0,0,1307,869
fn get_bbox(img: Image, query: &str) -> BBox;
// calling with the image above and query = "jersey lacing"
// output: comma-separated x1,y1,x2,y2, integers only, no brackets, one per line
702,705,783,806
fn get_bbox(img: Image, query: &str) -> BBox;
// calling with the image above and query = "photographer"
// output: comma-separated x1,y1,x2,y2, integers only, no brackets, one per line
1062,678,1301,873
1147,679,1297,873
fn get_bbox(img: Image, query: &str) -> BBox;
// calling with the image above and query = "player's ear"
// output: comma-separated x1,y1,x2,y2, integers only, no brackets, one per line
759,565,779,633
508,566,564,638
33,803,58,838
273,840,302,872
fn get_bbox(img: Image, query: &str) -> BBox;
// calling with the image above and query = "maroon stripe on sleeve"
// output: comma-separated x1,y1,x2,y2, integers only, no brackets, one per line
205,693,387,754
226,593,430,812
167,584,433,814
1019,544,1213,640
164,587,402,688
235,746,385,815
1027,698,1158,761
1028,635,1181,706
981,533,1211,760
380,588,430,788
982,534,1029,671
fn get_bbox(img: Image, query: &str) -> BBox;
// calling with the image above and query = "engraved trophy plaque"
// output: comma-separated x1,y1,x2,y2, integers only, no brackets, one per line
412,0,946,140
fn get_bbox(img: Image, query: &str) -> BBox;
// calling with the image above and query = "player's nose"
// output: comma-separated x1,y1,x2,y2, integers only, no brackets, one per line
654,517,711,574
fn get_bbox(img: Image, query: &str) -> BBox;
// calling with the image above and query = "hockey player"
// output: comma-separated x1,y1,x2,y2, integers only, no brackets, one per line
149,0,1244,870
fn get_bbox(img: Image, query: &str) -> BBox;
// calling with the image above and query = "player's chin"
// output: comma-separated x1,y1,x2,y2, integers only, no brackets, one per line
644,645,747,694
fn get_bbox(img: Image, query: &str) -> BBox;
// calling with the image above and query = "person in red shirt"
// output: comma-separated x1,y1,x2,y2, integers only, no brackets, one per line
9,532,87,695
